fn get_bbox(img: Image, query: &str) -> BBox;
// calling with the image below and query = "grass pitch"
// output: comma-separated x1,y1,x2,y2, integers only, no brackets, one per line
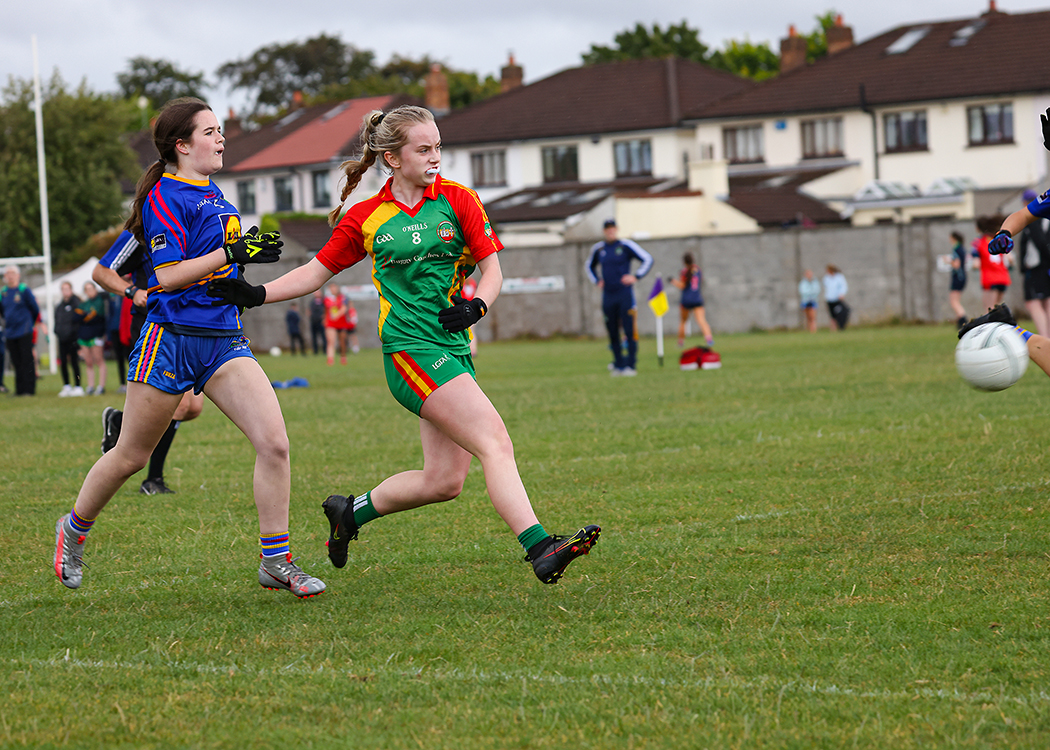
2,325,1050,748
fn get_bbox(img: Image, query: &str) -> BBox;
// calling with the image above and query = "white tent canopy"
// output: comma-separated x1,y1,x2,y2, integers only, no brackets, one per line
30,256,100,301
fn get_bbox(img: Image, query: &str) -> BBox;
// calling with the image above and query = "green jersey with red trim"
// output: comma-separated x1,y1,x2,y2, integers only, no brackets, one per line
316,175,502,354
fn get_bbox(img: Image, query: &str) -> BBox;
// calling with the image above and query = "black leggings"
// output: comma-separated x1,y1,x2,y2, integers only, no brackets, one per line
59,338,81,387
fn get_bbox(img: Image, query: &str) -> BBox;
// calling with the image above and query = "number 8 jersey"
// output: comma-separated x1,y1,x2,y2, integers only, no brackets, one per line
316,175,502,354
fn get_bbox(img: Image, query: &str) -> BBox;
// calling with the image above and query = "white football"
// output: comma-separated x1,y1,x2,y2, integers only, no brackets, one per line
955,322,1028,391
269,346,282,357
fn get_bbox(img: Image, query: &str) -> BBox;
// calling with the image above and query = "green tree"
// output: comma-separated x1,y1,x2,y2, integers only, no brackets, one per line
803,11,838,64
582,21,710,64
216,34,377,119
116,57,207,111
0,74,137,266
707,39,780,81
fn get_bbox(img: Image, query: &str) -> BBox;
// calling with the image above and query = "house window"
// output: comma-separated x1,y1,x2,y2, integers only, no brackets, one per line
801,118,844,158
722,125,764,164
884,110,927,152
541,145,578,182
968,103,1013,145
311,170,331,208
236,180,256,215
614,139,652,176
274,176,294,212
471,151,506,187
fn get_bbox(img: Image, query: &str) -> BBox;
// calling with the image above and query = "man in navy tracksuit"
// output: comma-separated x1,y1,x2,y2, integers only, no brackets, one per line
1,265,40,396
585,219,653,375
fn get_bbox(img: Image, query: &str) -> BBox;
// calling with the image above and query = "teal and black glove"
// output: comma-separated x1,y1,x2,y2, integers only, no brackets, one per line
223,226,282,265
206,276,266,309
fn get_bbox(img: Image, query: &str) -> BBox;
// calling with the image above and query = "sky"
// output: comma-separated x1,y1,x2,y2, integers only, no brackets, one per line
2,0,1043,118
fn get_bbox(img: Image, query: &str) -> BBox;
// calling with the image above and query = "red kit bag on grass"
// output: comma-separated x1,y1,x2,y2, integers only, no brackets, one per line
679,346,722,371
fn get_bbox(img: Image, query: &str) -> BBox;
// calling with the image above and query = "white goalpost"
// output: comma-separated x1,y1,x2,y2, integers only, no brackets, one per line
3,35,58,375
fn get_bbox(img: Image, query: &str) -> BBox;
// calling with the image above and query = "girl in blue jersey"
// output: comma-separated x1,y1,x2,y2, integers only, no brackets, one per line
53,98,325,598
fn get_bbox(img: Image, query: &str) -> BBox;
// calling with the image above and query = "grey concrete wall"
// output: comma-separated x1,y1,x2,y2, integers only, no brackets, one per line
25,220,1020,353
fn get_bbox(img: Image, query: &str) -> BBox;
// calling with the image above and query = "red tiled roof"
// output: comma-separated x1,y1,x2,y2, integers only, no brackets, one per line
690,8,1050,120
437,58,754,146
222,94,417,173
232,95,395,172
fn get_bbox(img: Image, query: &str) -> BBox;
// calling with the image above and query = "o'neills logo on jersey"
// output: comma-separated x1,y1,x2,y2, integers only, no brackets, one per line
436,221,456,244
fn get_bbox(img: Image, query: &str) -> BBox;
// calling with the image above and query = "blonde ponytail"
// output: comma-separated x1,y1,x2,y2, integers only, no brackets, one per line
327,105,435,227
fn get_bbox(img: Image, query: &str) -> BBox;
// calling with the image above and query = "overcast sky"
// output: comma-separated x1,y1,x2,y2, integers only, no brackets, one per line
2,0,1042,117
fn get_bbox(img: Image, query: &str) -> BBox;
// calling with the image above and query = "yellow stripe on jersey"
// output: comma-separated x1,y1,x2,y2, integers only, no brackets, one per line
361,202,403,339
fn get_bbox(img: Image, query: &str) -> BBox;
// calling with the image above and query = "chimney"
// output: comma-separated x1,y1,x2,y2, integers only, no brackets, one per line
779,25,808,73
425,63,450,116
826,14,854,55
224,108,242,139
290,90,304,111
500,54,523,93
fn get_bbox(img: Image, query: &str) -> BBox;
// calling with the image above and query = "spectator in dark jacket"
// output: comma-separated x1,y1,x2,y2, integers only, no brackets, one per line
54,281,84,396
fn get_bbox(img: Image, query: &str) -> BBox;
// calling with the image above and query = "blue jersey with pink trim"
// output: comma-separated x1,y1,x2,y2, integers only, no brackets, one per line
142,174,243,335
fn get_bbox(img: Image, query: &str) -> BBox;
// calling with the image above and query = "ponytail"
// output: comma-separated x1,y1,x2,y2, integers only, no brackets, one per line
328,105,435,227
124,160,166,244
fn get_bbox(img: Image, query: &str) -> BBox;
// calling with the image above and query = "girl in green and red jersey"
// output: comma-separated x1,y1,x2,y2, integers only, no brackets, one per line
208,105,599,584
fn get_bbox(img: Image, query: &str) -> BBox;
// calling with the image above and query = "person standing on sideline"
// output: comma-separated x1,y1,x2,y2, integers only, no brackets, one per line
207,104,600,585
93,228,205,496
822,264,849,331
586,218,653,375
798,269,821,333
1,265,40,396
973,216,1013,312
54,281,85,397
1016,190,1050,336
670,252,713,347
53,97,324,598
308,288,326,355
105,285,129,393
947,231,968,330
323,283,351,365
286,301,307,355
77,282,107,395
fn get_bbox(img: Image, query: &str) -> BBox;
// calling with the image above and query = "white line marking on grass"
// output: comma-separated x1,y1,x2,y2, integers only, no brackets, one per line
12,656,1050,708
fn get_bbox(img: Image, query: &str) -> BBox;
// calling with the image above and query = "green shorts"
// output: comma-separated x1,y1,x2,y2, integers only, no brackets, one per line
383,350,475,415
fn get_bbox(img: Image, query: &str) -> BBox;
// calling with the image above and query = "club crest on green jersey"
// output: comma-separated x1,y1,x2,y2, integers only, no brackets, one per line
436,221,456,244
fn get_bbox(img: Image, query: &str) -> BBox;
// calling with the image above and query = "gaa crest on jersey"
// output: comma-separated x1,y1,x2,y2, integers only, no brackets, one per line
220,214,243,245
150,234,167,253
436,221,456,244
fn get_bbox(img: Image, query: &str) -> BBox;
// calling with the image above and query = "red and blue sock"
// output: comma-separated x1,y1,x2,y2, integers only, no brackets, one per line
260,532,290,559
69,508,95,535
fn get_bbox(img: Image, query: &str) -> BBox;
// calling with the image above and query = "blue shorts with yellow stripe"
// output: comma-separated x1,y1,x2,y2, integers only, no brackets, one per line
383,350,475,415
129,321,256,395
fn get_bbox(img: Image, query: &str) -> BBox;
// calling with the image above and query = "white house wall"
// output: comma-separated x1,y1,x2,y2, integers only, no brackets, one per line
695,94,1050,205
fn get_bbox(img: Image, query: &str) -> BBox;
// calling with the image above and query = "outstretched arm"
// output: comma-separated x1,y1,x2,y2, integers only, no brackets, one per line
262,258,335,304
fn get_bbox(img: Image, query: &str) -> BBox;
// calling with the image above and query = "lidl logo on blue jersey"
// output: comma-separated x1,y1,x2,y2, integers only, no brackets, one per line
436,221,456,244
220,214,242,245
1040,190,1050,203
150,234,167,252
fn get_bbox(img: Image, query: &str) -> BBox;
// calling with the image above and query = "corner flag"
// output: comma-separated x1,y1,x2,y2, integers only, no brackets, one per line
647,277,669,317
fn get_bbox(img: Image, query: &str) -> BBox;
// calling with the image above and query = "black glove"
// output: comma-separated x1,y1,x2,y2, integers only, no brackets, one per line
223,226,282,265
437,296,487,333
206,276,266,309
1042,107,1050,152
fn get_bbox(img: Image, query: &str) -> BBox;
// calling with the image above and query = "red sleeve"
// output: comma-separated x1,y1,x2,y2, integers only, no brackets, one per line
316,209,368,275
444,182,503,262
